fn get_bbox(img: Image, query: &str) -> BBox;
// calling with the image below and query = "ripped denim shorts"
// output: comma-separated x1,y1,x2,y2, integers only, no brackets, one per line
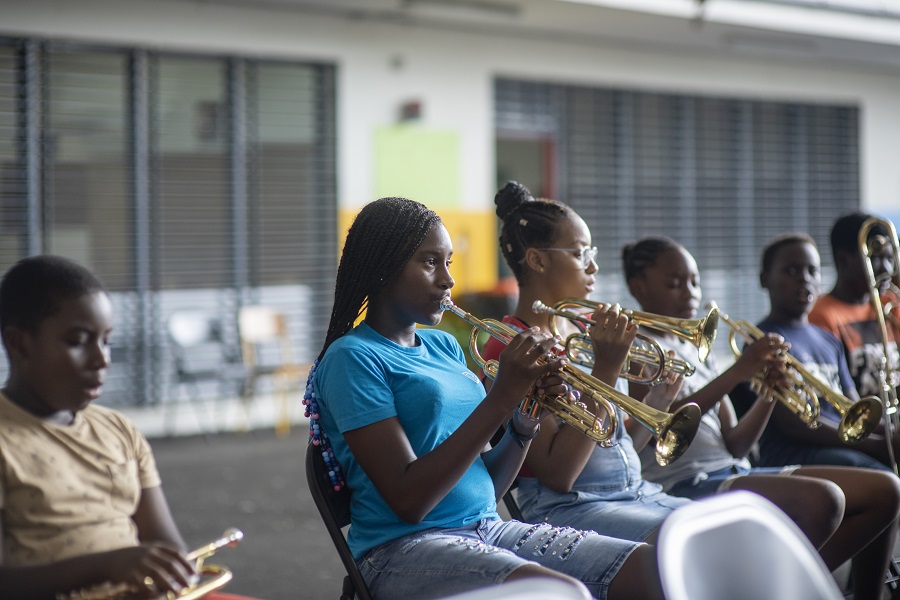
356,517,640,600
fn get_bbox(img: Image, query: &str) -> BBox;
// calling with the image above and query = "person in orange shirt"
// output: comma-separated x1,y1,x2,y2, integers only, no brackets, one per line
809,212,900,400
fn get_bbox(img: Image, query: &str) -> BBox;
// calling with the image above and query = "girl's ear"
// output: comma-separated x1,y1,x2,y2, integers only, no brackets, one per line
759,269,769,290
523,247,547,275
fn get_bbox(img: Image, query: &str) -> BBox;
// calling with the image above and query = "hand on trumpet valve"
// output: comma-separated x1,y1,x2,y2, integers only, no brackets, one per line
751,381,776,405
533,373,571,401
588,303,638,380
494,327,566,411
642,352,685,412
733,333,790,381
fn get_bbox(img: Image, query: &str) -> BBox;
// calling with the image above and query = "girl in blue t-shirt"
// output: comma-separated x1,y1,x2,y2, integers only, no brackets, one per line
305,197,669,600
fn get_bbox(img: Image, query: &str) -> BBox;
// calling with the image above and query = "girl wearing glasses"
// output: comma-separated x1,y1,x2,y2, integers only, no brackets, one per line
480,181,690,545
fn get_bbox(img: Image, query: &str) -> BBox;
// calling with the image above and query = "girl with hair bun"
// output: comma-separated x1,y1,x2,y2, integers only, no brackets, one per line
306,196,670,600
483,181,690,546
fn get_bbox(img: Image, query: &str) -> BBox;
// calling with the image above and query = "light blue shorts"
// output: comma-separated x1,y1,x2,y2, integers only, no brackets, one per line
531,488,691,542
356,518,641,600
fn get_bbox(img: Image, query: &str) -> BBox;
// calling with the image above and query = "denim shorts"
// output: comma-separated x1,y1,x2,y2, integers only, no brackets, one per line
525,487,690,543
356,518,641,600
667,464,798,499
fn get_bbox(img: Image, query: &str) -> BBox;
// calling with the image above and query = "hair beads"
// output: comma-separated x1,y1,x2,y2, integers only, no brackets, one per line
303,360,344,491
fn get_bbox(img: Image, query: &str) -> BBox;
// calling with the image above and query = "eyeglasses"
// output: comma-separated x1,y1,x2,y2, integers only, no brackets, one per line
544,246,598,269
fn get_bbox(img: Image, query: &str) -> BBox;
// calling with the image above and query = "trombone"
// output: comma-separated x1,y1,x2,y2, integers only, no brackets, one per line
60,528,244,600
718,307,882,443
440,298,702,466
532,299,700,386
859,216,900,471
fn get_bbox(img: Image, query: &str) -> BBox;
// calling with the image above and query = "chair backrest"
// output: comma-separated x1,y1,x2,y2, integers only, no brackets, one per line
238,306,297,371
502,480,524,522
658,491,844,600
167,310,227,378
305,442,373,600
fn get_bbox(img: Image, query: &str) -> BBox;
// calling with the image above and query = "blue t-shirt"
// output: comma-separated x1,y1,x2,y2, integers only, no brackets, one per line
314,322,499,558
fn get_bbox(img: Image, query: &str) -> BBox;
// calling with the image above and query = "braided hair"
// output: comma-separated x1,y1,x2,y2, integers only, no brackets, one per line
304,197,441,490
621,236,683,283
495,181,571,283
318,197,441,359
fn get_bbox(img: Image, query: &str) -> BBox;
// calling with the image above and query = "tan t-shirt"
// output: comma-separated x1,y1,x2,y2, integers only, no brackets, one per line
0,393,161,566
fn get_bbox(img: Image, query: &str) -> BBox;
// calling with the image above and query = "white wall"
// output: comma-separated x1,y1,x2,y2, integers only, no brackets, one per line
4,0,900,215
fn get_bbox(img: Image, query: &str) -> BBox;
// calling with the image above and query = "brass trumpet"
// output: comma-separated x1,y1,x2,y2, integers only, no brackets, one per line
532,299,697,386
440,298,701,466
718,308,882,443
534,297,718,363
61,528,244,600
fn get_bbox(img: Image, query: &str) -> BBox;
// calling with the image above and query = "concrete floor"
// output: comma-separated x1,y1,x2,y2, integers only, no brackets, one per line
150,429,346,600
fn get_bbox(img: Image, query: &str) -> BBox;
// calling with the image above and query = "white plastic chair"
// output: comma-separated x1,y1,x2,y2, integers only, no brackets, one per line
440,578,591,600
658,491,843,600
166,309,241,436
238,305,308,435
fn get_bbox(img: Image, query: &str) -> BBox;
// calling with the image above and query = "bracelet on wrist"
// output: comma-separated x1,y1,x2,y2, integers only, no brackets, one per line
507,417,541,448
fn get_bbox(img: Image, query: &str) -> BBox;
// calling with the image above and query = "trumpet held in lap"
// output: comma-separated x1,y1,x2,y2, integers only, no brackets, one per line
60,528,244,600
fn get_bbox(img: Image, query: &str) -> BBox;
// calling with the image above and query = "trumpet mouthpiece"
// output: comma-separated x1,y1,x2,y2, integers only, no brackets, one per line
223,528,244,544
532,300,551,313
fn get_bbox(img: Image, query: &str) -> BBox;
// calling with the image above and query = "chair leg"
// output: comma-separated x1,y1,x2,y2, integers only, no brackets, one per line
275,376,291,437
340,575,355,600
239,375,257,433
886,555,900,593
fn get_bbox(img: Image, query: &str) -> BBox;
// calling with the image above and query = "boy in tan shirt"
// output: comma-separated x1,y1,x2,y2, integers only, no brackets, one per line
0,255,195,599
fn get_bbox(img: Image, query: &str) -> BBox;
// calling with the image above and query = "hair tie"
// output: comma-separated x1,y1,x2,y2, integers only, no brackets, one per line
519,218,528,227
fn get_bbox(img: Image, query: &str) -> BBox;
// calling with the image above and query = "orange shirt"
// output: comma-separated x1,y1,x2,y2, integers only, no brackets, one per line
808,293,900,397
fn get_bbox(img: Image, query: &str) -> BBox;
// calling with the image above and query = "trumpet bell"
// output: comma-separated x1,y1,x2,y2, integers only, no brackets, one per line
656,403,702,467
838,395,883,445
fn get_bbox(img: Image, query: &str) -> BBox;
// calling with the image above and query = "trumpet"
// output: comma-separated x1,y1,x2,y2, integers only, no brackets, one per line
859,216,900,472
440,298,701,466
60,528,244,600
535,298,717,362
532,299,697,386
718,307,882,443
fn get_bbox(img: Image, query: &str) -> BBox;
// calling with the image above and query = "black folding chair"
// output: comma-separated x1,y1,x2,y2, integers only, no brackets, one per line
305,442,373,600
